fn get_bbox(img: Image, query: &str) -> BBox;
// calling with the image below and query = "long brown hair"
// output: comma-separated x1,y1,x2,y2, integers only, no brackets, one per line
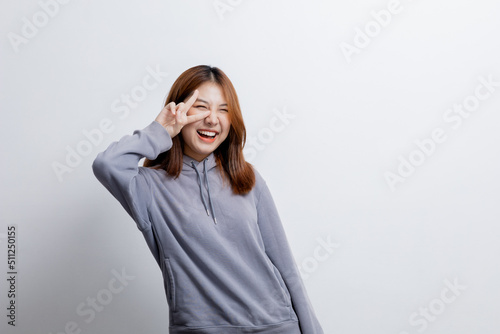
143,65,255,195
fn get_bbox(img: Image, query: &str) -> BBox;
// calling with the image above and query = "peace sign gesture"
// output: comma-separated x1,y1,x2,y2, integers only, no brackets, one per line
155,90,210,138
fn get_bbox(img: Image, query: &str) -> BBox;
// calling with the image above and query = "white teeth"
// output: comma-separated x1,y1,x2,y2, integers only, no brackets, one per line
198,130,217,137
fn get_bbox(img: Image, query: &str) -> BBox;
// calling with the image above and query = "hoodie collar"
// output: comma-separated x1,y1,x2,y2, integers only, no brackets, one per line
182,152,217,171
182,152,218,224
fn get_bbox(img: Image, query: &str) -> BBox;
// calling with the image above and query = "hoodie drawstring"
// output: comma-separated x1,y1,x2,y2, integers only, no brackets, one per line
203,160,217,225
191,160,217,224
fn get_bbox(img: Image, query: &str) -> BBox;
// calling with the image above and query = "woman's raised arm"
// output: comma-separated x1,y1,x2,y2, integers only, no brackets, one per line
92,89,210,229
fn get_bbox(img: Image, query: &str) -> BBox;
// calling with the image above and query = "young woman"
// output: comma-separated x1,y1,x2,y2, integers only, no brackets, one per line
92,65,324,334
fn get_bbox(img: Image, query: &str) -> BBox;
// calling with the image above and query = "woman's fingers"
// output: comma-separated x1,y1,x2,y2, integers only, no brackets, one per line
166,89,199,117
186,110,211,124
176,102,185,115
176,89,205,125
169,102,177,115
184,89,199,111
163,101,176,115
155,89,205,138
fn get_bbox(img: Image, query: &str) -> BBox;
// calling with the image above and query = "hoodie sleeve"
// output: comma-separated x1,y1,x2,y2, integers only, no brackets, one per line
255,172,324,334
92,120,173,231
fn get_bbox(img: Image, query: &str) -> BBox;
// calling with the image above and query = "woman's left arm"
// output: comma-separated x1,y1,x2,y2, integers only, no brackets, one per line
255,172,324,334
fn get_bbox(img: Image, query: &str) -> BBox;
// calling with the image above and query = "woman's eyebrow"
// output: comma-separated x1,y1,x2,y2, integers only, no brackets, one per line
195,98,228,107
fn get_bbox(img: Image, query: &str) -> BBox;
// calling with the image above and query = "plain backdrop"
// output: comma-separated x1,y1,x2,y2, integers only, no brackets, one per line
1,0,500,333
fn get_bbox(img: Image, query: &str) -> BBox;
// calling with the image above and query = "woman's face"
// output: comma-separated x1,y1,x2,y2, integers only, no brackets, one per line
181,82,231,161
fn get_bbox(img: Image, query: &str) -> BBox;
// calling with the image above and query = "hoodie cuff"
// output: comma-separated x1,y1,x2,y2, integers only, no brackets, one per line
142,120,173,158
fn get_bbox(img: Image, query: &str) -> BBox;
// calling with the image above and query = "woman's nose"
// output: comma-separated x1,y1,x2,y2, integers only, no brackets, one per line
206,109,219,125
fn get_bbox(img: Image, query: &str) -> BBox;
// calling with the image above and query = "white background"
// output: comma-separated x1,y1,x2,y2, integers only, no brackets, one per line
1,0,500,333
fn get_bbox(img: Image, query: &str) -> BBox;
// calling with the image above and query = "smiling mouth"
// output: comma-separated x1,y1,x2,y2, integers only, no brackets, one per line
197,130,218,143
197,130,218,138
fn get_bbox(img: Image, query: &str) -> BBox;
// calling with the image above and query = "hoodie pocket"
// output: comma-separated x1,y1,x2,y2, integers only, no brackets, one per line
271,265,291,306
162,258,177,312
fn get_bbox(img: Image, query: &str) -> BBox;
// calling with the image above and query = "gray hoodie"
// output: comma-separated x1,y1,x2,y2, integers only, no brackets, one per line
92,120,324,333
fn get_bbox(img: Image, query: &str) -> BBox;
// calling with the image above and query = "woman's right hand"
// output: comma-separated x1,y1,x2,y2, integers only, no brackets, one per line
154,89,211,138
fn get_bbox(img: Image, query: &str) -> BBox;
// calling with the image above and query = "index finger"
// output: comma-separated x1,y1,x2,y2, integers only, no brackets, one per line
183,89,199,111
186,110,211,124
